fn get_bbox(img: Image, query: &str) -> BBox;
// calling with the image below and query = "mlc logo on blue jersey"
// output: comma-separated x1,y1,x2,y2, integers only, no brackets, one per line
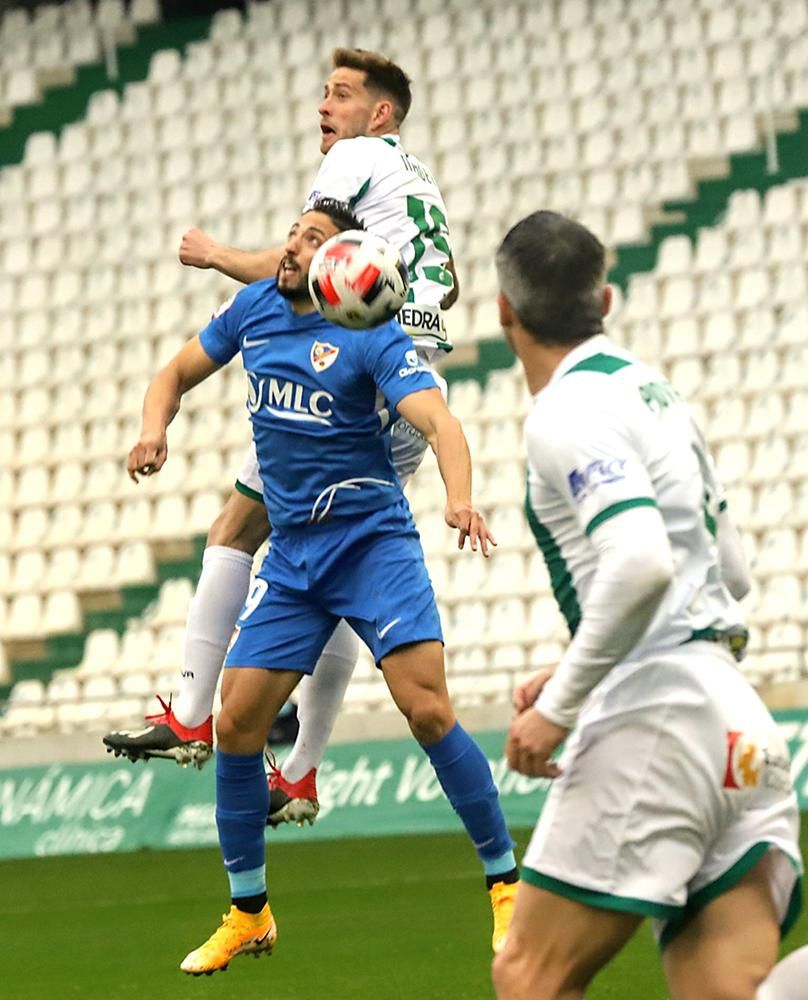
246,371,334,426
568,458,626,502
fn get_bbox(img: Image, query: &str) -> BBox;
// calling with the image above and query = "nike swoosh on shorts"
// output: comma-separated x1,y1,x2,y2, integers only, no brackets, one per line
376,617,401,640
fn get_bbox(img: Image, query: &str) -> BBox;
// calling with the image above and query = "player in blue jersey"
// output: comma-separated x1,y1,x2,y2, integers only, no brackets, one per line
104,51,459,825
124,199,518,974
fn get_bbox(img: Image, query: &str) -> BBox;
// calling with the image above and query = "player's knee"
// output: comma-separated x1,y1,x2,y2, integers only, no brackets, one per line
492,945,531,999
207,494,269,554
215,705,260,751
492,947,520,998
492,945,561,1000
404,694,454,745
693,963,773,1000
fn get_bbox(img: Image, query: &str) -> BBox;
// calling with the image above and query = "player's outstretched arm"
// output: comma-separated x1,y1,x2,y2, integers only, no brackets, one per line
396,388,496,556
178,227,284,285
128,336,221,483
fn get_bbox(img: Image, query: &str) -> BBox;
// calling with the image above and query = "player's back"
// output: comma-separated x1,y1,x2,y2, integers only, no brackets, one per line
526,334,743,657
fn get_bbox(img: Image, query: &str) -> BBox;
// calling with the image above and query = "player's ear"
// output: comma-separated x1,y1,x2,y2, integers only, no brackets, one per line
602,284,613,318
373,98,395,130
497,292,515,330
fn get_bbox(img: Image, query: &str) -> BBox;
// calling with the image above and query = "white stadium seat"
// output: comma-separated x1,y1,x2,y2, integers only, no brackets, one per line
2,0,808,727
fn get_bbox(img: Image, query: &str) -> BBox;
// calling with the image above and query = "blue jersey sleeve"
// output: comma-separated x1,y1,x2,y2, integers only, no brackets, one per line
198,285,257,365
363,321,438,408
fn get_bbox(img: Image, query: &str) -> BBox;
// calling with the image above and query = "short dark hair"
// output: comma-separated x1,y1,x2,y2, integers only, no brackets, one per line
495,211,606,346
332,47,412,125
308,197,364,234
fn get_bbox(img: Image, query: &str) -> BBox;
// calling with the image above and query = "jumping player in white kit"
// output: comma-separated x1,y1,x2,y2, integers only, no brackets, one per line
103,49,460,824
491,211,803,999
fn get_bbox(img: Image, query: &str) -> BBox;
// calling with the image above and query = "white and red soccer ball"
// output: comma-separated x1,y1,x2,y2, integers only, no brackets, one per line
308,230,409,329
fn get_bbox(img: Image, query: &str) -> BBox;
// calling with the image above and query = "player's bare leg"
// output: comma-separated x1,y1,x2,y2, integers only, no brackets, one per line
491,883,641,999
382,641,519,952
663,855,780,1000
381,640,455,745
180,666,300,975
103,489,268,767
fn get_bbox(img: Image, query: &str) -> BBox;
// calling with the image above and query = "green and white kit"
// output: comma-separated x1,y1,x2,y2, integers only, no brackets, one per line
305,133,454,349
521,334,802,943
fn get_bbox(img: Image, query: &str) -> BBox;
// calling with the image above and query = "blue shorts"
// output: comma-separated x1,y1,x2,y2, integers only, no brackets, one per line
225,500,443,672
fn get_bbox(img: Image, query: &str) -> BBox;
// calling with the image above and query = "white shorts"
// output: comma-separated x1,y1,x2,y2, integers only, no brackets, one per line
521,644,803,948
234,439,264,501
233,362,448,498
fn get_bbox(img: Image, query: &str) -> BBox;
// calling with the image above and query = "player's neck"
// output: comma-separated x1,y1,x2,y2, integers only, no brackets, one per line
520,343,577,396
368,125,399,139
290,300,318,316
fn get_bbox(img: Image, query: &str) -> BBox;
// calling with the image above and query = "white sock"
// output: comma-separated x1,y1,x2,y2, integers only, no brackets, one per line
283,619,358,783
758,946,808,1000
173,545,254,728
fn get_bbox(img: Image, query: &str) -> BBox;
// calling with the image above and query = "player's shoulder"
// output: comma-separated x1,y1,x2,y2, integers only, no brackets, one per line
243,276,279,299
232,277,281,313
529,342,636,435
328,135,394,161
326,135,401,165
550,341,648,402
347,315,408,351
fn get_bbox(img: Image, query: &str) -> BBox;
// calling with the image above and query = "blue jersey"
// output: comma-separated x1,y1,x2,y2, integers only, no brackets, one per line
199,279,437,526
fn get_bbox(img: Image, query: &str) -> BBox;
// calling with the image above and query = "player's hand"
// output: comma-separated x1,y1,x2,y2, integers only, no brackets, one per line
127,431,168,482
512,667,556,717
445,504,497,557
179,227,218,269
505,708,568,779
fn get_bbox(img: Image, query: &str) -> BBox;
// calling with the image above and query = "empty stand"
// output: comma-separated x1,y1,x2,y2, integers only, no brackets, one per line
1,0,808,737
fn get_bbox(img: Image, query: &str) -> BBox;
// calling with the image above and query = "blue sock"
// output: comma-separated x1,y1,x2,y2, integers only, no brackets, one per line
422,722,516,877
215,751,269,902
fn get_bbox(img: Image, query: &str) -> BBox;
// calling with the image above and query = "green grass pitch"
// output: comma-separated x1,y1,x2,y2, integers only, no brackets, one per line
4,826,807,999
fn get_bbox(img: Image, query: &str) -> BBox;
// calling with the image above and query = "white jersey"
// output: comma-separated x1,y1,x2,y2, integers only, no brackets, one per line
304,134,453,351
525,334,743,660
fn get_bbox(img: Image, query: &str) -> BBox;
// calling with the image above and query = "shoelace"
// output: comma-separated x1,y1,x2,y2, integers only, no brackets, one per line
198,911,244,952
265,750,282,789
144,694,173,725
209,909,266,947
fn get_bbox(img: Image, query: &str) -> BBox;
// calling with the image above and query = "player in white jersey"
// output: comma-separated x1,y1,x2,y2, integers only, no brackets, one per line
103,50,462,820
490,211,802,999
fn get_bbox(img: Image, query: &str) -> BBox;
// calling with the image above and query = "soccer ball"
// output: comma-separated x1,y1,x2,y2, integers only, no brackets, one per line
308,229,409,329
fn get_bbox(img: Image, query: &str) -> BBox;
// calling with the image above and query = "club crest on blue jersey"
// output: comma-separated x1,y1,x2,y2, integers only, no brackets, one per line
311,341,340,373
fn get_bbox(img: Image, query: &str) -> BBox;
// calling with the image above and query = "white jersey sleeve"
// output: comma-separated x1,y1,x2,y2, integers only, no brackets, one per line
536,504,674,729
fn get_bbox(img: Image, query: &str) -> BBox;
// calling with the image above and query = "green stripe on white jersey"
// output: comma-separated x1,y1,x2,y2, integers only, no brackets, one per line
305,135,453,349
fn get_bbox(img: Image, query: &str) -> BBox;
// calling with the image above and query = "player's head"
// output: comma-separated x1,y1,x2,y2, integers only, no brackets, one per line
277,197,364,304
495,211,612,352
318,48,412,153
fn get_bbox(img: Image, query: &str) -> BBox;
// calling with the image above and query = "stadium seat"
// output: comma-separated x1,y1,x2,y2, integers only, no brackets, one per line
3,0,808,728
114,625,156,676
43,589,82,634
75,629,120,677
151,578,193,627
